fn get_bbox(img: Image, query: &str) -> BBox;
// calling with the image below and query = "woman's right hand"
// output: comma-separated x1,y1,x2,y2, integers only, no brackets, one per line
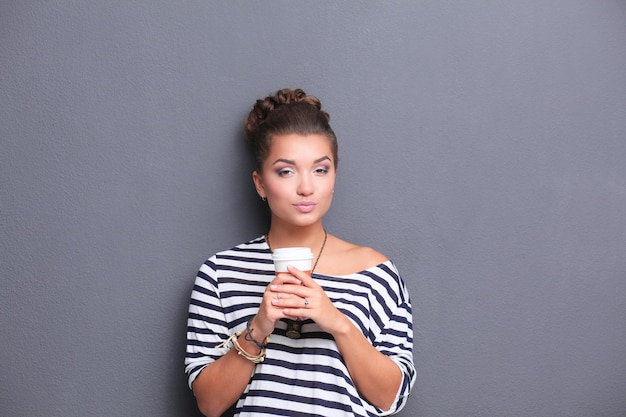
251,272,303,338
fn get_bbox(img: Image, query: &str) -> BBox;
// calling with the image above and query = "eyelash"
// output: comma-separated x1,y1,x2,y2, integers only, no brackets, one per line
276,168,295,177
276,166,330,177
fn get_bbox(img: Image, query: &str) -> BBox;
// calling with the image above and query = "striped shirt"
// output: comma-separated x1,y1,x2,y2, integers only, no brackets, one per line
185,236,415,416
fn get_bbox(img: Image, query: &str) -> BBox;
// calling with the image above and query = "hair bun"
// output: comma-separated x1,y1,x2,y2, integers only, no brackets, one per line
244,88,327,139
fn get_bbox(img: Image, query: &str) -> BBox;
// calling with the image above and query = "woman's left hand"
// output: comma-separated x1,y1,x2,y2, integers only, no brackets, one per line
270,266,349,335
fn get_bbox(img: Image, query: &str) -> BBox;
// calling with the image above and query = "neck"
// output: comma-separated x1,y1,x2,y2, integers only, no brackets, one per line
266,222,326,250
266,223,328,274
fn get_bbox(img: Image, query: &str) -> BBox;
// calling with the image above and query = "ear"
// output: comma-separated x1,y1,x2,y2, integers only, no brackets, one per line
252,171,266,199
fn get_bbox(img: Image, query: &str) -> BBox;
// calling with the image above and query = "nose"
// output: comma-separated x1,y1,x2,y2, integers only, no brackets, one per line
297,173,314,196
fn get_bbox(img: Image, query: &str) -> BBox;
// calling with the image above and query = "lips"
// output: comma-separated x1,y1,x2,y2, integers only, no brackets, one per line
293,201,316,213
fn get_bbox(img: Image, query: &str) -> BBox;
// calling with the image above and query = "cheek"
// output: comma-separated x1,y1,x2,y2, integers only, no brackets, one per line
325,174,337,189
320,178,336,197
264,179,290,198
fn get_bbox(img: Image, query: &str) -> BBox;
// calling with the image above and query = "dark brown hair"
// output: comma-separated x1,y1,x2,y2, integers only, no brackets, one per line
244,88,338,171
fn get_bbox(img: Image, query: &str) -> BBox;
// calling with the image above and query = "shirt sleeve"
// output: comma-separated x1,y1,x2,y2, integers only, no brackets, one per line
184,256,230,389
371,263,416,415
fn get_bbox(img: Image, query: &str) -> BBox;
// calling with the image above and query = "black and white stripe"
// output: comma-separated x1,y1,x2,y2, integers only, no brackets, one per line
185,236,415,416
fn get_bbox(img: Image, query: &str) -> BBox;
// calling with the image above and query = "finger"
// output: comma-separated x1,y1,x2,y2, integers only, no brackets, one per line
286,266,314,285
283,308,310,318
271,284,308,299
271,292,299,302
271,294,303,307
273,272,302,285
271,294,314,316
279,295,312,309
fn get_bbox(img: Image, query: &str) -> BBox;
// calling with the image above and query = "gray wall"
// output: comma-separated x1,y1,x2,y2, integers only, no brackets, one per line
2,1,625,416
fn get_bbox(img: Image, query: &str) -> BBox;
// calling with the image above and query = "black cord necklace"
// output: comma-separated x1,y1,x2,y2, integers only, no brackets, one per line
266,228,328,339
312,228,328,272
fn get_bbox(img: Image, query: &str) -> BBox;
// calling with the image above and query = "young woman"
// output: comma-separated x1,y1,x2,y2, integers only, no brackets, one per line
185,88,415,417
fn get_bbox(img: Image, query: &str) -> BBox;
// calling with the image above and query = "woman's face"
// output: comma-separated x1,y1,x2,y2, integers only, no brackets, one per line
253,133,336,228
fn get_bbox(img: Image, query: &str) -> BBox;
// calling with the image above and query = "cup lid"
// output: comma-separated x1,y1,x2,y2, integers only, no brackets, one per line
271,247,313,260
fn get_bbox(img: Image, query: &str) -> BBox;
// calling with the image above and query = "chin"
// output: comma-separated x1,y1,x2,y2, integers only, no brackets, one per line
287,214,325,227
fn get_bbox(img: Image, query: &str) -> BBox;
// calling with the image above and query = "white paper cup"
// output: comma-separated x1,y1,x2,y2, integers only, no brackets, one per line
271,247,313,273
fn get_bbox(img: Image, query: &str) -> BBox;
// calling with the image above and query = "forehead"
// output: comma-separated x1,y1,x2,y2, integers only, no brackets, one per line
267,133,334,162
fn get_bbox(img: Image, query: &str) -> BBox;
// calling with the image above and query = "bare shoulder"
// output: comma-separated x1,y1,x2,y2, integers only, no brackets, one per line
348,245,389,268
317,235,389,276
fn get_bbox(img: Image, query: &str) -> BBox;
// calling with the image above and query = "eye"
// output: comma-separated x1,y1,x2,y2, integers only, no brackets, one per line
276,168,295,177
314,166,330,175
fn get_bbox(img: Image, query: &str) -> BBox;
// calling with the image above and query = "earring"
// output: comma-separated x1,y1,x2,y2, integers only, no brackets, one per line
261,196,266,202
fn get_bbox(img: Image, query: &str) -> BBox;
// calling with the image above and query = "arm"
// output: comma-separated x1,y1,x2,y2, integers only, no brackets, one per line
191,317,267,417
332,315,402,410
273,265,415,412
186,260,302,417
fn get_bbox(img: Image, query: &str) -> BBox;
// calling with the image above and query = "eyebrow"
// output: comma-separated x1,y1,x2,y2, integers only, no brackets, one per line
271,156,332,166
